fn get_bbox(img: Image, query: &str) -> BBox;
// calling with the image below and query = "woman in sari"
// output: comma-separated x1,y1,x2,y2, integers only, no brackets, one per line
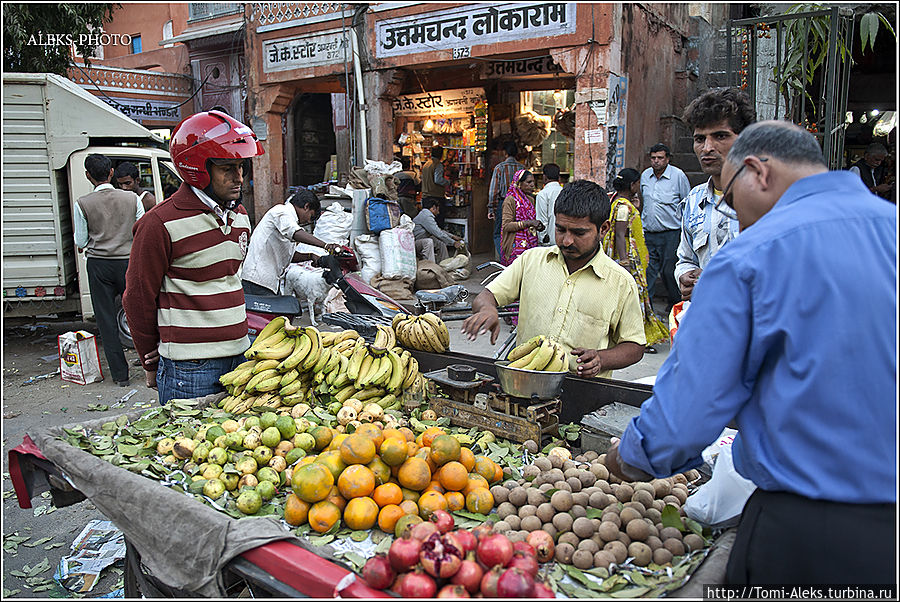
602,168,669,352
500,169,544,266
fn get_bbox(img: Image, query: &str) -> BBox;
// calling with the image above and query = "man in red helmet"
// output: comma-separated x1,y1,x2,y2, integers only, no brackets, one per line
123,111,264,404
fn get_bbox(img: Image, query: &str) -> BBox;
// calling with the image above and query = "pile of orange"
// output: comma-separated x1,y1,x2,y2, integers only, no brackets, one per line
282,424,502,533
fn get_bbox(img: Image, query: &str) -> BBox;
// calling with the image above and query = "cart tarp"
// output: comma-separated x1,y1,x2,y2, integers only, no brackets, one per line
28,393,298,597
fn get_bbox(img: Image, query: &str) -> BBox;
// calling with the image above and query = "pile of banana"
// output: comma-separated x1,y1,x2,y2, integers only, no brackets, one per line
392,312,450,353
504,335,570,372
217,317,425,415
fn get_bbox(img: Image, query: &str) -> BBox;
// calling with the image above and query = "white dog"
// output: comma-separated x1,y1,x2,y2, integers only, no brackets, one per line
282,263,335,326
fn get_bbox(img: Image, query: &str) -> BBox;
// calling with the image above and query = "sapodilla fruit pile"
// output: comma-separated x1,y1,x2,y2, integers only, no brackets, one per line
392,313,450,353
217,318,424,416
505,335,569,372
284,424,505,534
490,447,707,570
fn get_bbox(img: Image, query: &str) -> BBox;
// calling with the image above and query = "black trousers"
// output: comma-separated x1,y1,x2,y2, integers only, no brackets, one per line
726,489,896,585
644,229,681,306
86,257,129,382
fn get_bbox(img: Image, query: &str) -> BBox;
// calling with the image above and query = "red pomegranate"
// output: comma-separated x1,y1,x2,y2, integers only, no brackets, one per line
453,529,477,555
410,521,440,541
361,554,395,589
430,509,455,534
476,533,514,568
437,584,471,598
512,541,536,557
450,559,484,594
479,566,503,597
496,567,535,598
471,523,494,540
506,551,539,577
533,580,556,598
419,532,464,579
526,530,556,563
389,535,422,572
394,569,437,598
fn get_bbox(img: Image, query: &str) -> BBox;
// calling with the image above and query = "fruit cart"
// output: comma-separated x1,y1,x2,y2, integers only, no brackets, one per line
9,345,731,598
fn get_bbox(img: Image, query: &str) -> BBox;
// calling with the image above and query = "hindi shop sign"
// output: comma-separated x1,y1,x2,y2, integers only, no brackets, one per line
101,97,182,124
263,29,350,73
481,56,564,78
376,3,575,58
392,88,486,118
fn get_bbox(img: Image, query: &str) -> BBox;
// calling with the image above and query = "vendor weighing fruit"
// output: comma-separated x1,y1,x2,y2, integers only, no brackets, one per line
462,180,645,378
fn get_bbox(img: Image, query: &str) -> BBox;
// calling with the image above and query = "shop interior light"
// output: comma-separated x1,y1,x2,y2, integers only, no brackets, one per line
870,109,880,116
424,119,434,132
873,111,896,137
845,111,854,124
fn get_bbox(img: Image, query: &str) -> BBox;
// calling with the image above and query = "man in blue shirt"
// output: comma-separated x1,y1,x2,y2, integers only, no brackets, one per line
606,121,896,584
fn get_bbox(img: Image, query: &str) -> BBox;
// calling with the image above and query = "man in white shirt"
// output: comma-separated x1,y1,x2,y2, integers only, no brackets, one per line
241,188,338,296
640,144,691,309
535,163,563,245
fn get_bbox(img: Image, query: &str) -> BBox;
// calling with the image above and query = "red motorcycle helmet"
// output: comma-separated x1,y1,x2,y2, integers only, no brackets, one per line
169,110,264,189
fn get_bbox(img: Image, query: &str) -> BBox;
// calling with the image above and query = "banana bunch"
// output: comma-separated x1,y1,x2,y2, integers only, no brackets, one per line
505,335,569,372
392,313,450,353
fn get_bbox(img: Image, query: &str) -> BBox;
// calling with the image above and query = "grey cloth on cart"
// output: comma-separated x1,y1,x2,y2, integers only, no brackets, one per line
28,393,299,597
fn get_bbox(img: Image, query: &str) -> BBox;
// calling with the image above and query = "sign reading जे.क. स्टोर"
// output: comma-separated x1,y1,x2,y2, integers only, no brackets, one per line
263,28,350,73
375,2,575,58
392,88,487,118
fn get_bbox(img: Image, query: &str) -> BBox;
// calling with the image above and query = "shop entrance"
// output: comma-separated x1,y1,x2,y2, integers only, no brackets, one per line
519,89,576,186
289,93,337,187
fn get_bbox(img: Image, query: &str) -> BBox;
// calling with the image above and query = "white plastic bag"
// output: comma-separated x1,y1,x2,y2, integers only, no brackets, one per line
313,202,353,245
58,330,103,385
379,228,417,280
352,234,381,284
684,436,757,529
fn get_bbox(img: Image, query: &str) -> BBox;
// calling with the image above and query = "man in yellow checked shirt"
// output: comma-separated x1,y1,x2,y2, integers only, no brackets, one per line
462,180,645,379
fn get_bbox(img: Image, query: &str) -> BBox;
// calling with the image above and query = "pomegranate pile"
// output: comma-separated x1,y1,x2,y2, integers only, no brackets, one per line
360,510,557,597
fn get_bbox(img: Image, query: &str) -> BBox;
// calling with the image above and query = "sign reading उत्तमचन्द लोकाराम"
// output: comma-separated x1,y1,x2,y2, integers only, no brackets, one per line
375,3,575,58
98,96,182,123
263,29,350,73
392,88,486,118
481,56,564,78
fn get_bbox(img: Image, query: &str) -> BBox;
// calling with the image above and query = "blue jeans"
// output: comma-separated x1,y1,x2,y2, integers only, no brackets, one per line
492,197,504,260
156,355,244,405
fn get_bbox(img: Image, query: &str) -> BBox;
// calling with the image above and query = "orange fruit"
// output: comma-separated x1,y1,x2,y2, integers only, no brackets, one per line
367,456,391,486
420,427,446,448
315,450,347,481
340,434,376,465
310,426,333,451
382,427,405,441
473,455,497,483
308,500,341,533
437,461,469,492
379,437,409,467
400,487,420,503
325,485,347,511
415,447,438,474
373,482,403,507
417,490,449,519
291,463,334,503
397,457,432,491
492,462,504,485
284,493,311,526
377,504,405,533
344,496,379,530
329,433,349,452
424,480,445,494
337,464,376,499
458,447,475,472
445,491,465,512
355,423,384,449
463,473,490,496
406,441,420,457
399,499,419,515
429,434,461,466
465,487,494,514
398,427,415,442
297,455,316,468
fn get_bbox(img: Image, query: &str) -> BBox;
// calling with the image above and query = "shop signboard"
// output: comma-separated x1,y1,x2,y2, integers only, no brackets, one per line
481,56,564,78
98,96,182,124
392,88,486,118
376,2,576,58
263,29,350,73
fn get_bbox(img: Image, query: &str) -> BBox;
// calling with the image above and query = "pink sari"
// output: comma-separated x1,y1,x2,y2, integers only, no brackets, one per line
502,169,538,266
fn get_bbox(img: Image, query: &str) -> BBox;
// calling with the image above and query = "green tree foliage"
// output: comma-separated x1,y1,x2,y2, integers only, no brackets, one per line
3,4,117,75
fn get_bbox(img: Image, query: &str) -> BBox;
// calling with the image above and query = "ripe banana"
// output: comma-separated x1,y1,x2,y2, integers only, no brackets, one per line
544,342,569,372
355,386,385,401
322,349,341,374
312,347,332,374
333,339,358,355
347,343,368,381
417,319,447,353
508,345,541,369
420,313,450,349
252,359,281,374
507,335,544,362
280,379,305,397
254,375,282,393
392,314,404,329
250,316,287,349
335,384,358,403
355,354,376,388
385,350,405,392
230,368,254,387
523,339,555,370
401,356,419,390
366,355,393,388
252,337,295,360
372,325,391,351
280,369,300,388
300,326,322,371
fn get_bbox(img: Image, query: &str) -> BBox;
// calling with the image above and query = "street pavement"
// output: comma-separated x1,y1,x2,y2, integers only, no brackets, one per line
1,252,672,597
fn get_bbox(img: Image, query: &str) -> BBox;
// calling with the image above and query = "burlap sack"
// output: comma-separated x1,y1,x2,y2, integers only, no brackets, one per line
415,260,454,290
370,274,416,300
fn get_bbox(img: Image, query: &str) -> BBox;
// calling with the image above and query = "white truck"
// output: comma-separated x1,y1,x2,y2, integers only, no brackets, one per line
2,72,182,325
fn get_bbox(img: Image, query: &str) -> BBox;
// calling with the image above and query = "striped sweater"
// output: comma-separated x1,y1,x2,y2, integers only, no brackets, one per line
123,184,251,369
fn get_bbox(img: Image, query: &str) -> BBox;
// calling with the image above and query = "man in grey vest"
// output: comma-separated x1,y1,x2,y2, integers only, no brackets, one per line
74,154,145,386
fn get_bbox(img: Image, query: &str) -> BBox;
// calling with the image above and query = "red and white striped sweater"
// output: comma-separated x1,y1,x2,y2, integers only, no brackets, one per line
123,184,251,370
